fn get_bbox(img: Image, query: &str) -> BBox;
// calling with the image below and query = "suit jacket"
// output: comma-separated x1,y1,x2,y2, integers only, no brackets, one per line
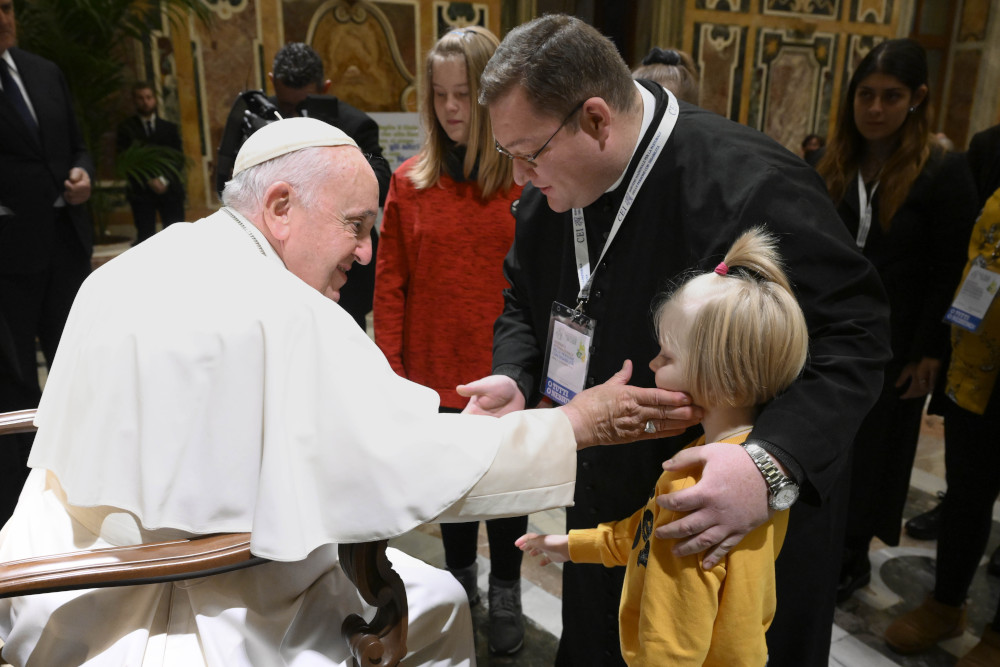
967,124,1000,207
115,114,185,202
0,47,94,275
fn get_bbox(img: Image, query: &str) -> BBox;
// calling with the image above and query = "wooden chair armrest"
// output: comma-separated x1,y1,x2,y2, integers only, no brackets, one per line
0,409,37,436
0,532,264,599
340,541,408,667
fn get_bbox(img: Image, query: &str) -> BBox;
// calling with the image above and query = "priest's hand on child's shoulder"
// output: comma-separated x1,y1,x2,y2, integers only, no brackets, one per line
654,442,771,569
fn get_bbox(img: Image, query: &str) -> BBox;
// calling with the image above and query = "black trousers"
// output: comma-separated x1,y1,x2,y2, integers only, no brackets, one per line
0,210,90,524
437,405,527,581
130,194,184,243
936,396,1000,628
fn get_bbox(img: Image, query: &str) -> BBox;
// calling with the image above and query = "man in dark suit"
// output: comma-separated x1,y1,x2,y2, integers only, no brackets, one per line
116,81,185,245
215,43,390,330
0,0,94,523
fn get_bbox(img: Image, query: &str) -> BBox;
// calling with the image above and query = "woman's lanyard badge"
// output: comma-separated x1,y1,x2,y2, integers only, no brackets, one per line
856,171,879,250
541,90,679,404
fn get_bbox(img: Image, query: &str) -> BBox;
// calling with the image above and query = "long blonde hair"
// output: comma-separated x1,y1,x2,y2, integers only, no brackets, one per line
655,228,809,409
817,39,933,230
409,26,513,200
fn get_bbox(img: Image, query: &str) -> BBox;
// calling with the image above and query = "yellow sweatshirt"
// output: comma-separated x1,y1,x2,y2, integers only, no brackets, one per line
567,433,788,666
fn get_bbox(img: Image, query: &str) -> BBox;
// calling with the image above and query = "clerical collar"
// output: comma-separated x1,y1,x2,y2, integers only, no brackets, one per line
221,207,284,268
605,81,655,193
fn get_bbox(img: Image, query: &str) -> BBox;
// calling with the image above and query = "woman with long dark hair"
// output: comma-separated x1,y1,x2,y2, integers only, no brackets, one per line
816,38,978,603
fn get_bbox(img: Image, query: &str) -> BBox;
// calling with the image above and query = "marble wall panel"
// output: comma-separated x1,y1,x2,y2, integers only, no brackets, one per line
850,0,893,24
958,0,990,42
204,0,252,20
308,1,418,111
692,22,746,120
695,0,750,11
763,0,840,20
751,28,836,152
434,1,488,38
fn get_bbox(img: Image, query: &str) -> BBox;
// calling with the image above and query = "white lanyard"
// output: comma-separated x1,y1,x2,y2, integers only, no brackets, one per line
856,170,879,250
572,90,680,302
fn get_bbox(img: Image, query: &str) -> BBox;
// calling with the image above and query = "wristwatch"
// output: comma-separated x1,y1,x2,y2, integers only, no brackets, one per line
741,443,799,511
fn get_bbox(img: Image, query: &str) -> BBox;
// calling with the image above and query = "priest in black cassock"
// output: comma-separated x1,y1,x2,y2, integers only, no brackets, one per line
461,15,891,667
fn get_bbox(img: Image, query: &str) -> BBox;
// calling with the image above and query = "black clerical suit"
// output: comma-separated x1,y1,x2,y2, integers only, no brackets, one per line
216,93,391,330
493,81,891,666
116,114,186,243
0,47,93,523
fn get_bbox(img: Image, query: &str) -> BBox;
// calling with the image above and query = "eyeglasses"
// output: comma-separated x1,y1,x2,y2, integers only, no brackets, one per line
494,100,585,168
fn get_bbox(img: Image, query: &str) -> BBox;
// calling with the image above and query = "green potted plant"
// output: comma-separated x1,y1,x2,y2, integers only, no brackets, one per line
13,0,210,242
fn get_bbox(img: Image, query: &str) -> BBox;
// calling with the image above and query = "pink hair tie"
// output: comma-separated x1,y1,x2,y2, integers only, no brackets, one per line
714,262,729,276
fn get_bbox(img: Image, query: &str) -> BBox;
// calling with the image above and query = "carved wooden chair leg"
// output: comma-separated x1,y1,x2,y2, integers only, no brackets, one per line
339,541,408,667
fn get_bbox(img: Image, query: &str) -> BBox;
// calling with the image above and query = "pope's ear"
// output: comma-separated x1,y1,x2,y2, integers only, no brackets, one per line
262,181,293,240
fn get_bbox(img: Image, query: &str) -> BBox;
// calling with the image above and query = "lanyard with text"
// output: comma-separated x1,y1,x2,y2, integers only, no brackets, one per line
543,91,679,405
855,170,880,250
571,89,680,306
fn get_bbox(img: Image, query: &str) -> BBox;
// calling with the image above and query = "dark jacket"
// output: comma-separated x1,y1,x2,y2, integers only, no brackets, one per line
0,47,93,275
115,114,186,203
836,149,979,374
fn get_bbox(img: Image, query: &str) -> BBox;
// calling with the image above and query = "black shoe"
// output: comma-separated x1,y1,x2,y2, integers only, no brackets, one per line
488,574,524,655
837,551,871,604
905,491,946,541
448,562,480,606
989,545,1000,577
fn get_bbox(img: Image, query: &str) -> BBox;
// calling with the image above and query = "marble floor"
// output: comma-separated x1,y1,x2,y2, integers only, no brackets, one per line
389,410,1000,666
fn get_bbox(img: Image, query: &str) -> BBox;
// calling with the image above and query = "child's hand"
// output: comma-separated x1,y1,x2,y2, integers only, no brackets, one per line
516,532,571,566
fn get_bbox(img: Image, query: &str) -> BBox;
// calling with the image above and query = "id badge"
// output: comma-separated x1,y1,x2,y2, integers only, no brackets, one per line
541,302,596,405
944,263,1000,332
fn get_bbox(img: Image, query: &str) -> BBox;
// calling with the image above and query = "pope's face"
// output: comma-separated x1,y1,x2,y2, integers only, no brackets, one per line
0,1,16,54
489,87,607,213
282,148,379,302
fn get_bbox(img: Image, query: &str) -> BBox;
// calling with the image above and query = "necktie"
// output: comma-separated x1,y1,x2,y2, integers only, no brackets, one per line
0,60,39,136
145,120,153,136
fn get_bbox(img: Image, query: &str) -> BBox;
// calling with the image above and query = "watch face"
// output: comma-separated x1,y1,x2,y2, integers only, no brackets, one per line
771,486,799,511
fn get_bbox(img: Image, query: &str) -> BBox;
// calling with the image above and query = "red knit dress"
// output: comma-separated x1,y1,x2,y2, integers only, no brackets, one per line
374,156,522,408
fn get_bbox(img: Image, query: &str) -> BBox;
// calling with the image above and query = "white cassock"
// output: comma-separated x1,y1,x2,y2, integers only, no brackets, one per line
0,210,577,666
